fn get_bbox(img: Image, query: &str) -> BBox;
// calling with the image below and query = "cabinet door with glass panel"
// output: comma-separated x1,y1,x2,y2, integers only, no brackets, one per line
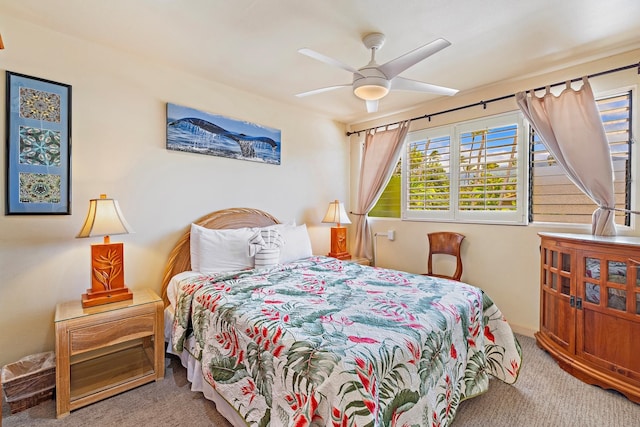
576,250,640,381
539,238,575,354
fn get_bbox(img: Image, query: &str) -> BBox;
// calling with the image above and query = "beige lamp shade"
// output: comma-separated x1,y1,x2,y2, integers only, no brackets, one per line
77,194,134,240
321,200,351,227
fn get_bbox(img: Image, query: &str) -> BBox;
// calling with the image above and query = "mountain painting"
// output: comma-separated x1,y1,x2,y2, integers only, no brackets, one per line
166,103,281,165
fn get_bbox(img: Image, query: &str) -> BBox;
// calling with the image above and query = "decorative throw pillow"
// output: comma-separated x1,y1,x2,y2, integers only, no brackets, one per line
249,228,284,268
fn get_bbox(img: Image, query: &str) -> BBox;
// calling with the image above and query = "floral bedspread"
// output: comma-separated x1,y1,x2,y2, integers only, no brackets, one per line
170,256,521,427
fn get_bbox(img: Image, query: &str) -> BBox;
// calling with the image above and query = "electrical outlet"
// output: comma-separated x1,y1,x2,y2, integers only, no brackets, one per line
387,230,395,241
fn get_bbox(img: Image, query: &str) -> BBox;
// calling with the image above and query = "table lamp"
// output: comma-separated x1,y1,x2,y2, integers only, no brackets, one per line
77,194,134,308
322,199,352,260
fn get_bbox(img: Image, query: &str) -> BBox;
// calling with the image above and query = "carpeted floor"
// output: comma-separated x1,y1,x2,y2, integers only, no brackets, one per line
2,334,638,426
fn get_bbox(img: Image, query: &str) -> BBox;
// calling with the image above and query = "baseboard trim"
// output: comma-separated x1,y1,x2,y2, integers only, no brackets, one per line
509,323,536,338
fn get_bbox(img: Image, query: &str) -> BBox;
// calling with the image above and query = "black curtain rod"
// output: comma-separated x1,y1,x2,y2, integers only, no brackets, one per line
346,61,640,137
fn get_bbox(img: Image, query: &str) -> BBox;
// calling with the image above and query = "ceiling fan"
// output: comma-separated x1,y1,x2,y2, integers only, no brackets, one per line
295,32,458,113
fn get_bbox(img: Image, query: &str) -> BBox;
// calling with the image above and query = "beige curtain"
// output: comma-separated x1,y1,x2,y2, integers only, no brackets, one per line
516,78,616,236
354,121,410,259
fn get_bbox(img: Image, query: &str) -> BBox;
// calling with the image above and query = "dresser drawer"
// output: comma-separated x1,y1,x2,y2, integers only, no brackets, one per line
69,314,155,355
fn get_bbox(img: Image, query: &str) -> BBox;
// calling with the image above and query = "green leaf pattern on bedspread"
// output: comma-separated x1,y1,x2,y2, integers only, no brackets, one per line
171,256,521,427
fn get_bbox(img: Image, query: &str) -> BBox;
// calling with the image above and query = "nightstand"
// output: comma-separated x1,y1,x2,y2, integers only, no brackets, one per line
54,288,164,418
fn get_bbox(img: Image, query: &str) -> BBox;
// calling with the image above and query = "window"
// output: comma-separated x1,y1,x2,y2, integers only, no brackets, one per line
369,160,401,218
529,91,632,226
402,112,526,223
405,132,451,213
371,90,633,226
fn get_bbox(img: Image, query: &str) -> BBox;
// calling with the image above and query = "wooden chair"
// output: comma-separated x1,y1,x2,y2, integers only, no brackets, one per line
426,232,465,281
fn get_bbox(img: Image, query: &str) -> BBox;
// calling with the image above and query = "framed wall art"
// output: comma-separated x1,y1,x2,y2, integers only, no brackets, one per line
166,103,281,165
5,71,72,214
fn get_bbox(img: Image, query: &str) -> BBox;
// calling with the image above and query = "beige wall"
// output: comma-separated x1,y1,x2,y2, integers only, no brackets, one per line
1,13,638,368
349,49,640,337
0,16,349,366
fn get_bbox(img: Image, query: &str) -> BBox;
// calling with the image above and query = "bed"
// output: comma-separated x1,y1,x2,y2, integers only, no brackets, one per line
161,207,522,427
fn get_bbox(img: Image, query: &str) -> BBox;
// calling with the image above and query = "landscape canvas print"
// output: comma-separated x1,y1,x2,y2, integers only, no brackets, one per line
166,103,281,165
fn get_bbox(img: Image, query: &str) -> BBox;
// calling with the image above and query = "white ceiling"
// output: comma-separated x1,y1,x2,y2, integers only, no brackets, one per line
1,0,639,124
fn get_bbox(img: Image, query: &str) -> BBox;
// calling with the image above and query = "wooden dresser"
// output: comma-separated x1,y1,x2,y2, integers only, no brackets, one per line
537,232,640,403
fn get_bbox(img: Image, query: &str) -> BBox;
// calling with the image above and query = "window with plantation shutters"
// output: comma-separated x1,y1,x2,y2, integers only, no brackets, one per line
529,91,632,226
401,112,527,223
458,123,519,213
406,133,451,212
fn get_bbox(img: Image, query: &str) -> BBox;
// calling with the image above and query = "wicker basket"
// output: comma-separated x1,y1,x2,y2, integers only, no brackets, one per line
6,388,55,414
1,351,56,414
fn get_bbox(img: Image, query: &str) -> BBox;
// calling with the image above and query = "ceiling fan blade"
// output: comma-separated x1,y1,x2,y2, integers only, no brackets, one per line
378,38,451,79
298,48,363,76
391,77,458,96
366,100,379,113
295,84,351,98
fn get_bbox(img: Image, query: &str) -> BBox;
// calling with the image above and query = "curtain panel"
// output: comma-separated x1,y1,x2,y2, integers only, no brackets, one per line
353,121,410,260
516,78,616,236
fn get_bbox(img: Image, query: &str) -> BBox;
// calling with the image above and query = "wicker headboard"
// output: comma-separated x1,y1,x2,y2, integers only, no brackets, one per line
160,207,280,306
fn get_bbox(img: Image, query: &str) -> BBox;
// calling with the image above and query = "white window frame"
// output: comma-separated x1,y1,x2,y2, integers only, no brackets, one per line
402,111,528,225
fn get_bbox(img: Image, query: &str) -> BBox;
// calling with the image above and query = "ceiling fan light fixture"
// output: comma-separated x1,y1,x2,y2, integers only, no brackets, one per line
354,84,389,101
353,77,390,101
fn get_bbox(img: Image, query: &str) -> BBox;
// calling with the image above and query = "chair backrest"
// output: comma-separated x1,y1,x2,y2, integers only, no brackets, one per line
427,232,465,281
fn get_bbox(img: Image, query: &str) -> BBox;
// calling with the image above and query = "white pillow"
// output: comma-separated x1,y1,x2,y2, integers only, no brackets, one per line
279,224,313,263
190,223,204,271
190,223,255,273
190,221,293,271
259,220,296,233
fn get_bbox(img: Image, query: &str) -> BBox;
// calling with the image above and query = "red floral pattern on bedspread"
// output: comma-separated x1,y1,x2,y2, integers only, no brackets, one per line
171,256,521,427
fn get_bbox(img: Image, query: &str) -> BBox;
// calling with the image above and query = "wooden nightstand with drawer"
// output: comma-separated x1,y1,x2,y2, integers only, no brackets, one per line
54,288,164,418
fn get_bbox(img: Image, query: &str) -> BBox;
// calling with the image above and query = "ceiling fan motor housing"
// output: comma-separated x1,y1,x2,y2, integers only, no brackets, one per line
352,66,390,100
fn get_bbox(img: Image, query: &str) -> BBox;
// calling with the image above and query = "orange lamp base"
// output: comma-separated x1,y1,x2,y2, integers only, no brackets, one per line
327,226,351,260
82,287,133,308
328,252,352,260
82,241,132,308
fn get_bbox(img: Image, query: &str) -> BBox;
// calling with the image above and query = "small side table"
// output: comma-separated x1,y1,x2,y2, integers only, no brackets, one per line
55,288,164,418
